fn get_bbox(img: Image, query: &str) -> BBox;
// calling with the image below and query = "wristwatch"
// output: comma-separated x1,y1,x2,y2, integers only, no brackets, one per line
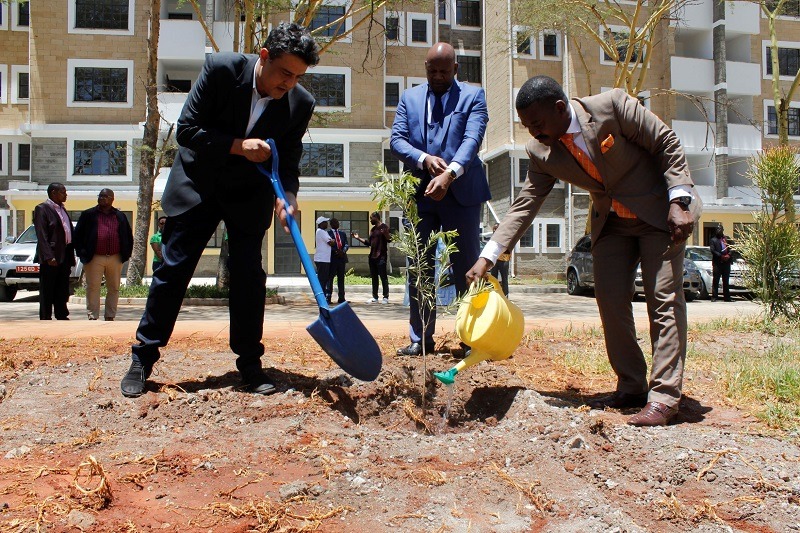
670,196,692,208
448,169,457,181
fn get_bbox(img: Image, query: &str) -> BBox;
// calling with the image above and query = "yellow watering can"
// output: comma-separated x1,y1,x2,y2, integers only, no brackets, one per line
433,275,525,384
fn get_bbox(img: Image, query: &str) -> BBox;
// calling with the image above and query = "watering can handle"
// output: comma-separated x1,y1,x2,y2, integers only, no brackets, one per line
256,139,329,311
473,274,503,295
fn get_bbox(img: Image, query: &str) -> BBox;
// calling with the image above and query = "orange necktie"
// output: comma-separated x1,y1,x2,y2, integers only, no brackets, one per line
560,133,636,219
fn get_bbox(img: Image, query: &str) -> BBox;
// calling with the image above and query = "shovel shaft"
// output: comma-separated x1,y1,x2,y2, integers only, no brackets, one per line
259,140,329,310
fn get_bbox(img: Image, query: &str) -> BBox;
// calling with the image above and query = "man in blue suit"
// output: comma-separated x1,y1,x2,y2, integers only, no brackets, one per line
390,42,490,356
120,23,320,398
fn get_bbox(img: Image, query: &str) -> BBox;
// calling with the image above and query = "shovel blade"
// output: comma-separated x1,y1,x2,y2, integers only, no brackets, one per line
306,302,382,381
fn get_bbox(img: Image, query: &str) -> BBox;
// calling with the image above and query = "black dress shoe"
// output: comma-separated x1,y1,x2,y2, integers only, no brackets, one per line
588,391,648,410
396,340,436,356
239,366,277,395
121,360,152,398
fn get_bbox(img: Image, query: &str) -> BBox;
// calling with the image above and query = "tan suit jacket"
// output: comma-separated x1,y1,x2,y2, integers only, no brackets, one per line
493,88,700,251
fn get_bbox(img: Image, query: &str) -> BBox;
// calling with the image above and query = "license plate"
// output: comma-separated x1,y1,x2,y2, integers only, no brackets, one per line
16,265,39,273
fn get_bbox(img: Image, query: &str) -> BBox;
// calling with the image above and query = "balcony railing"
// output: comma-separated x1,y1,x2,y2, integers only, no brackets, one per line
672,120,762,156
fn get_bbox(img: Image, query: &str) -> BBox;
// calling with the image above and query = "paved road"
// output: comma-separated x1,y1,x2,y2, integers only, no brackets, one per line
0,285,761,325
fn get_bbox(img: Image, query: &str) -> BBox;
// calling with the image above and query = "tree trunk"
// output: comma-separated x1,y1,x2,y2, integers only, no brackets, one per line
128,0,162,286
216,229,230,289
713,0,728,200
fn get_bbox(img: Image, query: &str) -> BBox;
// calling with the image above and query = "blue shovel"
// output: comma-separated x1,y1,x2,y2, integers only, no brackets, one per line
257,139,382,381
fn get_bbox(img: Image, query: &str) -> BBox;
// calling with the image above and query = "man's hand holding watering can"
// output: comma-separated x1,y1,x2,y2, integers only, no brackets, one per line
466,257,493,284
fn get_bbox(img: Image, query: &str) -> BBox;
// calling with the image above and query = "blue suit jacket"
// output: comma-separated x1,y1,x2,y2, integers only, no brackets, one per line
390,81,490,207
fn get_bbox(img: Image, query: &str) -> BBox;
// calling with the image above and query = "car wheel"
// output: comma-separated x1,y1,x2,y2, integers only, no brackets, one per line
699,279,709,300
0,285,18,302
567,269,584,296
685,290,697,302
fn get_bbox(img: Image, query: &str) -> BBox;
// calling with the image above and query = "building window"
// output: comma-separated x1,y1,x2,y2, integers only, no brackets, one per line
520,226,534,248
411,18,427,42
406,13,431,47
385,81,400,107
18,144,30,171
603,31,639,63
165,77,191,93
457,54,481,84
0,144,3,171
546,224,561,248
519,158,529,183
767,105,800,136
74,67,128,102
75,0,129,30
519,219,564,251
302,73,345,107
18,72,29,100
310,5,346,37
0,66,5,104
766,47,800,76
767,0,800,17
17,1,29,26
384,149,401,173
455,0,479,27
517,34,532,56
542,33,559,57
438,0,448,21
386,16,399,40
300,143,344,178
73,140,127,175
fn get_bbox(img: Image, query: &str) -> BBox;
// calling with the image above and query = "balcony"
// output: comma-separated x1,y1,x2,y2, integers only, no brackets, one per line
159,19,207,62
158,92,187,126
673,1,759,34
672,120,762,156
671,57,761,96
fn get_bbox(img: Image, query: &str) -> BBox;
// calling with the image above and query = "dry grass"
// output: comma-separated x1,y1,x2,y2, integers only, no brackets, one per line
73,455,113,509
401,397,434,434
192,498,351,531
490,463,554,514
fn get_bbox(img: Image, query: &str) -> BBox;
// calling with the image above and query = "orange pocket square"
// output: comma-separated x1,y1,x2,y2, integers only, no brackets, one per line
600,134,615,153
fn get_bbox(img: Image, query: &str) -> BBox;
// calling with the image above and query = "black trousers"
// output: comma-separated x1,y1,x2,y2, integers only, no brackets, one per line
490,259,510,296
39,261,71,320
132,201,267,371
328,259,347,302
315,261,331,301
369,256,389,299
712,261,731,300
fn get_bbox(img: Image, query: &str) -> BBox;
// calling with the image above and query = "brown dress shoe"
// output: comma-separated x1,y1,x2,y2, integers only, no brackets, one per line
588,391,648,410
628,402,678,427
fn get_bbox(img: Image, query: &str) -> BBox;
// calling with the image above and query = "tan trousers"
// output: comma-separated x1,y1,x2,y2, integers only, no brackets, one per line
591,215,687,408
85,254,123,320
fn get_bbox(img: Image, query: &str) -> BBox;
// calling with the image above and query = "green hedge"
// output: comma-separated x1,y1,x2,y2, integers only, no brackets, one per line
75,284,278,299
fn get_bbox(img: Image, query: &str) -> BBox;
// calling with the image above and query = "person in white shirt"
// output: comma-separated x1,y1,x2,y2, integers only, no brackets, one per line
314,216,334,303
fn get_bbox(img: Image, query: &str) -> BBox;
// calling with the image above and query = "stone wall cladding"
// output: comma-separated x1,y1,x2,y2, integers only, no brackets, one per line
31,138,67,182
347,142,382,187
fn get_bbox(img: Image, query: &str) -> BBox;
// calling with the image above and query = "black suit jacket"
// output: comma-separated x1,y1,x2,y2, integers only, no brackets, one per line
73,206,134,264
162,52,316,234
709,236,730,266
33,202,76,266
328,229,349,263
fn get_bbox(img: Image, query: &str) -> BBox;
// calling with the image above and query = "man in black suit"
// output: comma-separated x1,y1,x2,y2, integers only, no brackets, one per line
33,183,76,321
709,225,732,302
121,23,320,398
327,217,349,304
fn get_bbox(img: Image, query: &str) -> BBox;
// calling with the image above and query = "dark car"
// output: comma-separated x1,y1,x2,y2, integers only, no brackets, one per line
566,235,701,301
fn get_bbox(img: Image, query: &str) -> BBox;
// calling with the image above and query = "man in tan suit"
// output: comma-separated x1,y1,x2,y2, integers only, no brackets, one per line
468,76,700,426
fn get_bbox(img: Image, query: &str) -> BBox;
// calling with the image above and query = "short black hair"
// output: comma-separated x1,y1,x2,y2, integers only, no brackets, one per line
158,216,167,223
516,76,568,110
266,22,320,66
370,211,380,219
47,182,65,198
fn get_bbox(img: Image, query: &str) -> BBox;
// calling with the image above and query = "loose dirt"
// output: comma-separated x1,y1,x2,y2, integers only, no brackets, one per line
0,329,798,532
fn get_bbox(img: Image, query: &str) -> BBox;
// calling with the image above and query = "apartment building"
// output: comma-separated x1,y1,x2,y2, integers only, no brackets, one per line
1,0,798,280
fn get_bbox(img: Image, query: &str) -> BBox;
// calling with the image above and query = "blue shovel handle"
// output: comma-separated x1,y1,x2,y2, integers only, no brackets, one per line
256,139,329,312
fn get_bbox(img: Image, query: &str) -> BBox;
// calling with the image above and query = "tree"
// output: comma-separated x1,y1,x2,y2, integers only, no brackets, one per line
754,0,800,145
737,145,800,321
127,0,166,285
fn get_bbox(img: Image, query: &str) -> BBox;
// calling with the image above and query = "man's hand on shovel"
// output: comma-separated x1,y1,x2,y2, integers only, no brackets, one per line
275,192,298,234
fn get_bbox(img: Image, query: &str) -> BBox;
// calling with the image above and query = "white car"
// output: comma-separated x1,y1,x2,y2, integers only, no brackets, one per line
684,245,750,299
0,225,83,302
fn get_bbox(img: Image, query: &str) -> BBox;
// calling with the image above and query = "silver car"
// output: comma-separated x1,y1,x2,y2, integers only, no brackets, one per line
0,225,83,302
684,245,750,299
566,235,701,301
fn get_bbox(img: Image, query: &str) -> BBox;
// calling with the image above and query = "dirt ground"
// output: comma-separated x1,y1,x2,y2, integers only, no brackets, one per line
1,327,799,532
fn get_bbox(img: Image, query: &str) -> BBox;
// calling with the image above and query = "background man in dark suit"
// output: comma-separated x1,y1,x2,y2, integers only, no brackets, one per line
73,188,134,321
33,183,75,321
709,225,732,302
327,217,349,304
121,22,320,398
390,42,490,356
469,76,700,426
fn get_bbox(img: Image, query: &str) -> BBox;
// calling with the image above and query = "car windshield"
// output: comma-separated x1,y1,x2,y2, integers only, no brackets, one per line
16,225,38,244
687,248,712,261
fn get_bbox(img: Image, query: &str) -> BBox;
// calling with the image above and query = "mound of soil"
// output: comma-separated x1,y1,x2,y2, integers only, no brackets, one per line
0,333,798,532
